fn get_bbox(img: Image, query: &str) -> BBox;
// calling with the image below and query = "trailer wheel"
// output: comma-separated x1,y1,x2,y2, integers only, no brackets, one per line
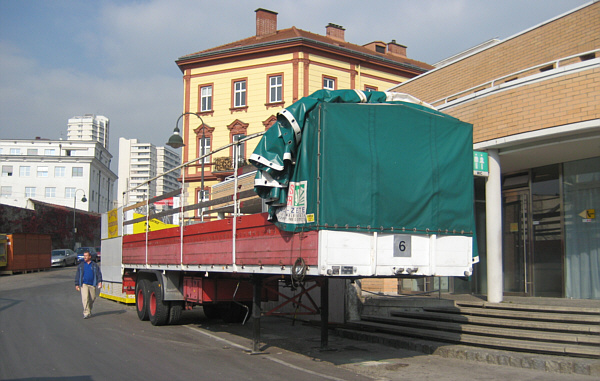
136,279,150,321
149,281,169,326
168,301,183,325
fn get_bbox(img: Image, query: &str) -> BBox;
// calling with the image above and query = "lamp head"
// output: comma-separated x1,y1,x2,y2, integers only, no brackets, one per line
167,127,185,149
82,196,87,203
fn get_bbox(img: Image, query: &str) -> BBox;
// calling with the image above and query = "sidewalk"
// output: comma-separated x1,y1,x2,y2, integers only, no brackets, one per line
190,312,599,380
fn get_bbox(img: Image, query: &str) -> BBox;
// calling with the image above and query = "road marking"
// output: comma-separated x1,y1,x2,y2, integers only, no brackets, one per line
184,325,350,381
184,325,249,351
266,356,349,381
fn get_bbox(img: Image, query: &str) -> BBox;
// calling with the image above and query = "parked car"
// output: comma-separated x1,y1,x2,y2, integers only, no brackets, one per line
95,246,101,262
75,247,99,263
51,249,78,267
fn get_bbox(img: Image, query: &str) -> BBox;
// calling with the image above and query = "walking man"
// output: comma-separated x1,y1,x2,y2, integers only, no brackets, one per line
75,250,102,319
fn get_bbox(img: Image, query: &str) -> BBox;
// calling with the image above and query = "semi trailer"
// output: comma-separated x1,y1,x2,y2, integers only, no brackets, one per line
100,90,478,349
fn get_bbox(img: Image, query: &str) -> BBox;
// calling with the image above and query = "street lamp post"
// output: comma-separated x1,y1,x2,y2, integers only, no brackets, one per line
167,112,207,221
73,189,87,249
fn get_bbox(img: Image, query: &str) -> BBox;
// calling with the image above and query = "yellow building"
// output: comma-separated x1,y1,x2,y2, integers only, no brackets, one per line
175,8,432,216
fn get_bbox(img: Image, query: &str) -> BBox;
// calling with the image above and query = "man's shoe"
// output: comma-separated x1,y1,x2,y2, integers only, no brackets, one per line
83,314,90,319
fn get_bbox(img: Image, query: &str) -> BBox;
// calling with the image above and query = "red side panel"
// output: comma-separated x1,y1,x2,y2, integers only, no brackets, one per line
122,213,319,268
183,276,276,303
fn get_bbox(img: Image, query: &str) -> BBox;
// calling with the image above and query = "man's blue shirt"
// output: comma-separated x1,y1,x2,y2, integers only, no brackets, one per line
82,262,94,285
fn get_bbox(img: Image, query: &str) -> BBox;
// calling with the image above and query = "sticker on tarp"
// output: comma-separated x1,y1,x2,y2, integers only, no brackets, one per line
275,181,308,224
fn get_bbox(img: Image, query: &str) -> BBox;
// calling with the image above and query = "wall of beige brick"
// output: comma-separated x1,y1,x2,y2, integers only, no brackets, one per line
445,67,600,143
396,2,600,104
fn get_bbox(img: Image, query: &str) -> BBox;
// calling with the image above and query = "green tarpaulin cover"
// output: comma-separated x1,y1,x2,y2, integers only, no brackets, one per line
250,89,475,239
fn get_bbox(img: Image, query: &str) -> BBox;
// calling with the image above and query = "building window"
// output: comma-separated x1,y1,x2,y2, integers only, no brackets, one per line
45,187,56,198
365,85,378,92
1,186,11,197
37,166,48,177
233,79,247,108
10,148,21,155
200,85,213,112
20,166,30,177
55,167,66,177
233,134,246,166
72,167,83,177
2,165,13,177
268,74,283,103
199,137,211,164
65,187,76,198
197,189,209,217
323,76,336,90
27,148,38,155
45,149,56,156
25,187,35,197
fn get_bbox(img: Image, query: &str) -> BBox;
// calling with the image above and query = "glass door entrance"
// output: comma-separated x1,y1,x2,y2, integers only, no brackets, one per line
502,165,564,297
503,190,530,295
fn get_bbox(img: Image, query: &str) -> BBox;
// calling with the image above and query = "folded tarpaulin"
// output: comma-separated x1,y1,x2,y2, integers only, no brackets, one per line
249,89,474,240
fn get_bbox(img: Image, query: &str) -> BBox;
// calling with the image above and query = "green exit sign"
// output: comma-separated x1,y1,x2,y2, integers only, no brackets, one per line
474,151,488,176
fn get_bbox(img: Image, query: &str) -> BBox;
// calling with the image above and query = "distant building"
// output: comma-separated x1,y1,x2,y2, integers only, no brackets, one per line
67,114,110,150
0,137,116,213
117,138,180,207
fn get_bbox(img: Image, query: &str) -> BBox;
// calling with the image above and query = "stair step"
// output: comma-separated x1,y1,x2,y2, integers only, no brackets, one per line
347,320,600,358
389,309,600,334
424,306,600,324
456,301,600,315
361,315,600,346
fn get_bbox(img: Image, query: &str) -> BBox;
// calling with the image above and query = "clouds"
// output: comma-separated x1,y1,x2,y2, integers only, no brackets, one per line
0,0,590,173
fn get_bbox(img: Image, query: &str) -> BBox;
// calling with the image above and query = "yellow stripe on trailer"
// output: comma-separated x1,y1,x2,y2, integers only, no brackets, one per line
100,292,136,304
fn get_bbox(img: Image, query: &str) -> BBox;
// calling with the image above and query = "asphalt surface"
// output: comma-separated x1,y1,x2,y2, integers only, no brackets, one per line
0,267,595,381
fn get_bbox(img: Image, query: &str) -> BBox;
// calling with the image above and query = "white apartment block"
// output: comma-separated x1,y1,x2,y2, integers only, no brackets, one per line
0,138,117,213
67,114,110,150
156,147,181,197
118,138,181,207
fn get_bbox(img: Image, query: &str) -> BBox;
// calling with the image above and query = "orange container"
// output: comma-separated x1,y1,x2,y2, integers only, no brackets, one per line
1,233,51,272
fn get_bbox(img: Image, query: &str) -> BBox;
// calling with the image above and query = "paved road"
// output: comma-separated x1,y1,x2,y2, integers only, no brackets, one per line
0,267,366,381
0,268,594,381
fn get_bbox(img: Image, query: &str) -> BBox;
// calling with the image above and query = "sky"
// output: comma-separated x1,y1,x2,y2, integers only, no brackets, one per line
0,0,591,173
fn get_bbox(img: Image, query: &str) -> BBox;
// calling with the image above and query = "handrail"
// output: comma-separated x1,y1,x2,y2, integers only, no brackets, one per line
122,130,265,195
121,131,266,227
430,49,599,107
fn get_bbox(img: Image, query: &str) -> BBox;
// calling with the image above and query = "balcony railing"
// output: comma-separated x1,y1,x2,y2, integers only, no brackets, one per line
213,156,248,172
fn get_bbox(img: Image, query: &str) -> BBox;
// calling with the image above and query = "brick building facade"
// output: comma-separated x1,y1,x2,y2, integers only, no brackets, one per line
390,2,599,300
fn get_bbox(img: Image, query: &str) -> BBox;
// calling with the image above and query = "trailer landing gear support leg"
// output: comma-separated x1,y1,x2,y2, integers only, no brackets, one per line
252,276,262,354
320,277,329,350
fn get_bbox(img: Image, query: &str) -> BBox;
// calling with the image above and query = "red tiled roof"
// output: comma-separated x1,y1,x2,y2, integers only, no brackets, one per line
178,26,433,71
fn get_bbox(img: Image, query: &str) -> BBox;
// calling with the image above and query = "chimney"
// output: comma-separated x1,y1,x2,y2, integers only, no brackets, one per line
255,8,278,37
326,23,345,41
387,40,407,57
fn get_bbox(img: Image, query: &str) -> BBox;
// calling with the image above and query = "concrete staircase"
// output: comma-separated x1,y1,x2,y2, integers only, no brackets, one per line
345,297,600,359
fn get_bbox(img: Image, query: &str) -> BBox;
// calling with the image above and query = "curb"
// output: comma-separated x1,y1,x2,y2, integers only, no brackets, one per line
335,328,600,377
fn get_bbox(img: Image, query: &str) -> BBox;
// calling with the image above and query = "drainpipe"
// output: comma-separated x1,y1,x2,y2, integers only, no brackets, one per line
486,149,503,303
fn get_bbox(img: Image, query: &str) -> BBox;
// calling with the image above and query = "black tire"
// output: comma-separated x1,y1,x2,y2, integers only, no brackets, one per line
136,279,150,321
148,281,169,326
61,260,66,267
168,302,183,325
202,304,220,320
